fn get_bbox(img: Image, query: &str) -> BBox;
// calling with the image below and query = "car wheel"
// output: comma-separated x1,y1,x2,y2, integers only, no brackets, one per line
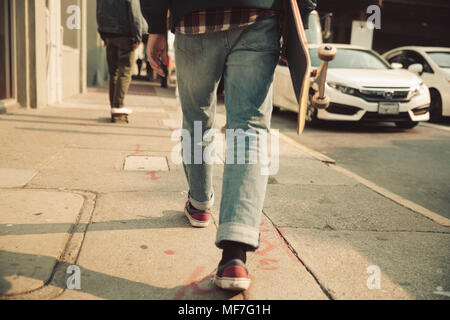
306,94,321,126
429,89,442,122
395,121,418,129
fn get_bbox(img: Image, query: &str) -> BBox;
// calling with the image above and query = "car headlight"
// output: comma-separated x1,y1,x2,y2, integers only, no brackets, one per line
327,82,359,96
408,82,427,99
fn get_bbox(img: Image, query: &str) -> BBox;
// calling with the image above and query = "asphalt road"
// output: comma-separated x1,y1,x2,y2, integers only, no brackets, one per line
271,109,450,220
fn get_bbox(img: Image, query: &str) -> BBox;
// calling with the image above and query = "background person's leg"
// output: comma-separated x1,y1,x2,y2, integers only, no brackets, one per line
216,17,281,250
113,37,135,108
106,38,119,108
174,32,227,211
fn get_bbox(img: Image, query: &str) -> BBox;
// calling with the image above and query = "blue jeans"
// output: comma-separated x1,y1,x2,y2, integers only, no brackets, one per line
175,17,280,250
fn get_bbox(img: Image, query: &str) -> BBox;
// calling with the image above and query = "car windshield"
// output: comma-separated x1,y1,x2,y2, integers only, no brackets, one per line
310,48,389,69
427,52,450,68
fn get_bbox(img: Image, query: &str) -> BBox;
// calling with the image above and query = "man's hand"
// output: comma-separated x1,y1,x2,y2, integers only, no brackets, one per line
147,34,168,77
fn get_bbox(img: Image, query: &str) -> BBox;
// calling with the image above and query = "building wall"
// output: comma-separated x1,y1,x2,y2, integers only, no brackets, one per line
0,0,87,110
86,0,109,88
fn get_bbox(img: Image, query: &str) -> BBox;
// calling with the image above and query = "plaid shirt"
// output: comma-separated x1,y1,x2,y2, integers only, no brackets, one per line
175,7,278,35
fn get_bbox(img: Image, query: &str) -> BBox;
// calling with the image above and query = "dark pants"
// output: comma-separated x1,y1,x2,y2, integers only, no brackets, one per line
105,37,135,108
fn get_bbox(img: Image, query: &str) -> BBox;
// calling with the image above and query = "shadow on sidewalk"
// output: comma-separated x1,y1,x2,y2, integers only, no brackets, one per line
0,251,237,300
0,116,173,133
0,211,193,237
14,127,171,139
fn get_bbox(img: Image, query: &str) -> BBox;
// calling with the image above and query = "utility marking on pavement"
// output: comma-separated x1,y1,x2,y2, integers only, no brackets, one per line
257,259,279,271
330,164,450,227
173,266,219,300
278,132,336,164
164,250,175,255
147,171,161,181
420,122,450,133
254,239,276,257
132,144,142,155
249,222,281,272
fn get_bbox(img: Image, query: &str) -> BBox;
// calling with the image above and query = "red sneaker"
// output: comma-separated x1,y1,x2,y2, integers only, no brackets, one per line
214,259,251,291
184,200,211,228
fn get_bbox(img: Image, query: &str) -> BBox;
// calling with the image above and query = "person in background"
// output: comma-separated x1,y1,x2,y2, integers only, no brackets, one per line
97,0,148,122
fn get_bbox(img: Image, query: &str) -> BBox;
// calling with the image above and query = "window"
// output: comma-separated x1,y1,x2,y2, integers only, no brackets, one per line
427,52,450,69
310,48,389,70
387,50,434,73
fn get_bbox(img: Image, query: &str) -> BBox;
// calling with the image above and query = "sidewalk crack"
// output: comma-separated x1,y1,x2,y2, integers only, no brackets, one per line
262,211,335,300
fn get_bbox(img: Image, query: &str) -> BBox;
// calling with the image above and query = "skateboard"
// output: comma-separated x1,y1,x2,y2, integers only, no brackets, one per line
284,0,336,134
111,111,130,123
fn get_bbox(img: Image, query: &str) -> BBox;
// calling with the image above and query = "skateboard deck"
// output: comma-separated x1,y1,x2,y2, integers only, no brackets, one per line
285,0,311,135
111,113,129,124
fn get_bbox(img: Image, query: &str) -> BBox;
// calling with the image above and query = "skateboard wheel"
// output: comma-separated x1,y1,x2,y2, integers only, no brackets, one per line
312,93,330,110
318,45,337,62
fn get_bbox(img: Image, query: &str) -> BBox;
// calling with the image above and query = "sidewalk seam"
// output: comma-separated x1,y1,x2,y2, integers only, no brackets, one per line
50,190,98,299
262,211,334,300
1,188,97,299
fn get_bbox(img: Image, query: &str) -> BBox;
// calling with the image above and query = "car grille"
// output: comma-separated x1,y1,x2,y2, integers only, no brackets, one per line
357,88,410,102
326,103,361,115
361,112,410,122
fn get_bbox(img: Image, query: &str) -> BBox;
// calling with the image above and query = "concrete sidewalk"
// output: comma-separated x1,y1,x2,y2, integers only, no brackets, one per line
0,84,448,300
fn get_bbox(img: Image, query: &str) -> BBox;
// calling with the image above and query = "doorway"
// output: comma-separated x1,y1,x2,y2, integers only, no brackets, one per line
0,0,12,100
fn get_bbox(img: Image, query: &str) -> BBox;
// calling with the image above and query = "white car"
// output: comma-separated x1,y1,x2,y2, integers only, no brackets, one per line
273,44,431,129
382,46,450,121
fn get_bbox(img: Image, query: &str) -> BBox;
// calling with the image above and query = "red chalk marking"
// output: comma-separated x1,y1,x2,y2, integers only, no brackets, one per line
147,171,161,181
173,266,219,300
132,144,142,155
257,258,278,271
164,250,175,255
254,238,275,256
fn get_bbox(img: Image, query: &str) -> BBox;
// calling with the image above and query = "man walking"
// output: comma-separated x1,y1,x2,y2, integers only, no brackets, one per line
97,0,148,122
143,0,316,291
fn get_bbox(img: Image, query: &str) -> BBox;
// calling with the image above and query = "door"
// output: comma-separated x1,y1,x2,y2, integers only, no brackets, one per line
0,0,12,100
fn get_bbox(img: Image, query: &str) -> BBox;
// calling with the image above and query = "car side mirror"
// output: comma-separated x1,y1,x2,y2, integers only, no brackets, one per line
391,62,403,70
408,63,423,75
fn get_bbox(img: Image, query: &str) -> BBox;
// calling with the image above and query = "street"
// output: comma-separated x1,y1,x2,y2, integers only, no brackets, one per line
271,109,450,220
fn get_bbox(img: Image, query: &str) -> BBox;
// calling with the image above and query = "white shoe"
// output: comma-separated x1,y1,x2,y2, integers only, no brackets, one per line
111,107,133,115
